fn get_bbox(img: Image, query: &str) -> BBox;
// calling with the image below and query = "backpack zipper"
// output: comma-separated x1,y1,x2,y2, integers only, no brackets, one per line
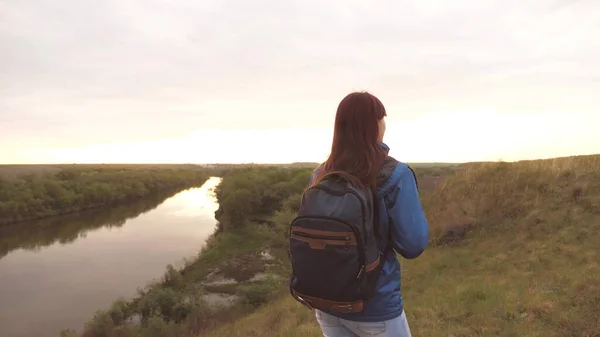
290,216,362,248
306,185,368,245
290,215,366,283
356,265,364,279
306,187,370,282
291,231,352,241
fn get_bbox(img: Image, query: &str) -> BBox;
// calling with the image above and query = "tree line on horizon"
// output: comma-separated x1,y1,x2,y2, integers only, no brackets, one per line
0,167,209,225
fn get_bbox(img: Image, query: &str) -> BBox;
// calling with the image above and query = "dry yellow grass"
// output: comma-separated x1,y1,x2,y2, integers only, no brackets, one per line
201,154,600,337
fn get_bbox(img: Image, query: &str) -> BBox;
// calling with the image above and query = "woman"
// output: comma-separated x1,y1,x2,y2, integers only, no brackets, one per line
308,92,430,337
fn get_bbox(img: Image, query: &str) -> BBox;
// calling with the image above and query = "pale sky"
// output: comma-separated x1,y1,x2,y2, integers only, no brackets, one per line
1,0,599,164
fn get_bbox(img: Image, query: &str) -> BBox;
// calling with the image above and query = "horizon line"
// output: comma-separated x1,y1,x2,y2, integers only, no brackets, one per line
2,152,599,167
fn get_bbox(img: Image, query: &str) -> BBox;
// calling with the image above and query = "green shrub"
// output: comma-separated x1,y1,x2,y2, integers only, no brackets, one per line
59,329,78,337
107,299,129,326
162,264,184,289
236,273,281,306
83,310,114,337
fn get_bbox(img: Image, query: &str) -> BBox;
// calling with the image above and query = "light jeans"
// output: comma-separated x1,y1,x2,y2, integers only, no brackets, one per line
315,310,412,337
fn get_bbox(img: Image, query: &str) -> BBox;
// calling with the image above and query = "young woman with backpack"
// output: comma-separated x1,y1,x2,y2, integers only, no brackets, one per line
288,91,430,337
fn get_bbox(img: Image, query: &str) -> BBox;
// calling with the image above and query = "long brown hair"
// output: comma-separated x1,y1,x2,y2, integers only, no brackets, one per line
313,91,389,191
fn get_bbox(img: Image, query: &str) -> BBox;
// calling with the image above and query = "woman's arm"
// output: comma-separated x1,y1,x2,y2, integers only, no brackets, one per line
387,165,430,259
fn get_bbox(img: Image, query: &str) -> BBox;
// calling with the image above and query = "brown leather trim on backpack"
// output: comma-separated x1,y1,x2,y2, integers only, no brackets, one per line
365,255,381,272
293,227,355,238
290,233,357,249
291,289,364,313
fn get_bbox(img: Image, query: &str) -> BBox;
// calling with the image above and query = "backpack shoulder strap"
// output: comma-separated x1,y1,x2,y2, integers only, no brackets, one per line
407,165,419,189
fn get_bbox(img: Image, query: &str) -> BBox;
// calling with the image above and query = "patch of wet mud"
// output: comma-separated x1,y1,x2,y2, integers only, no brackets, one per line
260,250,274,260
203,270,237,286
201,293,241,309
200,250,279,310
247,273,267,282
219,256,266,282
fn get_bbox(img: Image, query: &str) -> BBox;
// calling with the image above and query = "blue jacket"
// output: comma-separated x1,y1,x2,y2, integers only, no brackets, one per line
309,142,430,322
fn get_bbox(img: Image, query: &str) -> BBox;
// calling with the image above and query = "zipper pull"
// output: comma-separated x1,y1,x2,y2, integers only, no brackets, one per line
356,265,364,279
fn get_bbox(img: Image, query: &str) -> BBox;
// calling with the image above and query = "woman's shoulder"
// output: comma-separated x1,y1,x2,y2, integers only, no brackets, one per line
377,157,416,192
377,156,399,186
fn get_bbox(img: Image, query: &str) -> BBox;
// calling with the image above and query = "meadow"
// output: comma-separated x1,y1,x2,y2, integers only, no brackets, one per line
8,155,597,337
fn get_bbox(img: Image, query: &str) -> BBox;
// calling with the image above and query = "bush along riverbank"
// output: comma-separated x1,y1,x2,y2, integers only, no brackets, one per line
65,165,312,337
0,187,196,260
0,165,210,225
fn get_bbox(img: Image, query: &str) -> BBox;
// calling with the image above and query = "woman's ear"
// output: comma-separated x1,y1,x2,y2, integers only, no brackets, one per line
378,118,386,141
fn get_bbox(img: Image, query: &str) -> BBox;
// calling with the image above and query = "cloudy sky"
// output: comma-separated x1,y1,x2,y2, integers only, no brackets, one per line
1,0,599,164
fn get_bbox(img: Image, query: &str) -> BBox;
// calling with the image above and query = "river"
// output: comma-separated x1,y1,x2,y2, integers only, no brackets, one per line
0,177,222,337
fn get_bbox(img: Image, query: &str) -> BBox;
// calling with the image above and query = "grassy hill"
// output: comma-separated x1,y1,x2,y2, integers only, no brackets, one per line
202,155,600,337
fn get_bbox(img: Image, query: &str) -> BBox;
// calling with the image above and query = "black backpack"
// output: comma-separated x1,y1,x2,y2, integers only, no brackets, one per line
288,173,387,314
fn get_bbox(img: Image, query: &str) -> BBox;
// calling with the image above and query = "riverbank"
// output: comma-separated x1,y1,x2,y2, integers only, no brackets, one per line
0,165,210,225
67,165,312,337
0,178,224,337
